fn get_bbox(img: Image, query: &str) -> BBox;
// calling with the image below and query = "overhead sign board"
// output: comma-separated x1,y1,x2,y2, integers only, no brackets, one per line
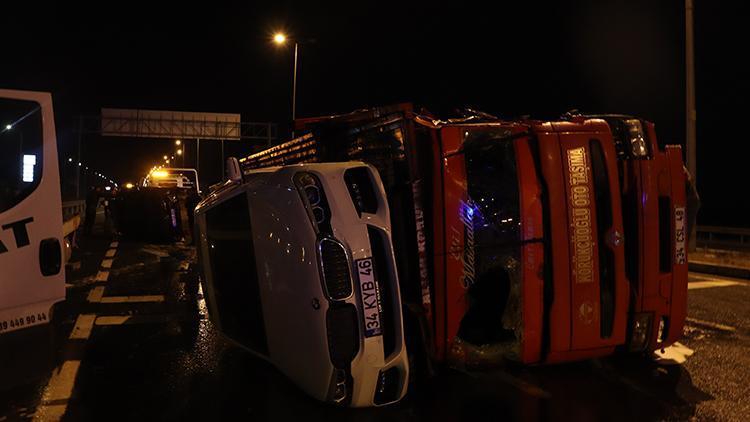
101,108,242,140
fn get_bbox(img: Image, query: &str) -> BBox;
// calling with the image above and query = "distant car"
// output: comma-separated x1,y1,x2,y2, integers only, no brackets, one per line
194,162,409,407
143,168,200,193
112,187,181,242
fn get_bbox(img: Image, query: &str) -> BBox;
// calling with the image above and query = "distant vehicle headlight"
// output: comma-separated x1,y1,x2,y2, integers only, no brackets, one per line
625,119,649,157
294,172,333,234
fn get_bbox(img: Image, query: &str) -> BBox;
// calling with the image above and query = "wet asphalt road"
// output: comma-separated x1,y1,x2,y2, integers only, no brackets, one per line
2,219,749,421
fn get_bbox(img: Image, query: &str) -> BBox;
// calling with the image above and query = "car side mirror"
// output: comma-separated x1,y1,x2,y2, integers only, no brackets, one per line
226,157,243,183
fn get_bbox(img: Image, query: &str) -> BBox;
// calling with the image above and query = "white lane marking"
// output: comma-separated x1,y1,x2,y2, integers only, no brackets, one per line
141,246,169,258
95,316,131,325
95,271,110,282
109,241,119,248
68,314,96,340
87,286,105,303
35,239,118,420
100,295,165,304
33,360,82,421
688,280,743,290
95,315,179,326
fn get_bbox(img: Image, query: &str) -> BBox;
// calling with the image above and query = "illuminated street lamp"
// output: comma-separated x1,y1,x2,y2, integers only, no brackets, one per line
273,31,299,136
175,139,181,146
163,155,168,161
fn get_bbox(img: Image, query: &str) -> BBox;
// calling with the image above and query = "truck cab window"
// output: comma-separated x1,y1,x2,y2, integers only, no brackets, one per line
459,130,522,351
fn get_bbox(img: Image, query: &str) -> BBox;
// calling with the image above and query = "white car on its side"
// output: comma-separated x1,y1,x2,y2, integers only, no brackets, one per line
194,161,409,407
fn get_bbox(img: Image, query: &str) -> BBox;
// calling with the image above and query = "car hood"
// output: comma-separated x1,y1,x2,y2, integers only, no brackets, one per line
248,184,335,401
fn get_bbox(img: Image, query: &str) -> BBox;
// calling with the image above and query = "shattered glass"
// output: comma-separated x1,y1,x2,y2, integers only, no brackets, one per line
450,129,524,367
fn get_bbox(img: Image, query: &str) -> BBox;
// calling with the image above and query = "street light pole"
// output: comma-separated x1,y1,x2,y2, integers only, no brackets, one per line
274,33,301,138
686,0,697,182
292,41,298,138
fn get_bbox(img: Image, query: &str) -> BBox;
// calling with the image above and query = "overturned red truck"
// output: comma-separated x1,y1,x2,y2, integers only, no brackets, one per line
240,104,688,367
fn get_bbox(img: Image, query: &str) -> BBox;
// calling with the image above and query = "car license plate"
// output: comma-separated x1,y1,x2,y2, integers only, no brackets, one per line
675,207,686,265
356,258,382,338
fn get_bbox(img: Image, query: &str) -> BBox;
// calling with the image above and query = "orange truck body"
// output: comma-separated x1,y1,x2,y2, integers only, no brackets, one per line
417,114,688,365
260,103,689,366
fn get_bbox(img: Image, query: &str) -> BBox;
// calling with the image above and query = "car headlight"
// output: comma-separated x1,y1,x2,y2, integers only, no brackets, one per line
625,119,649,157
294,172,332,234
628,312,653,352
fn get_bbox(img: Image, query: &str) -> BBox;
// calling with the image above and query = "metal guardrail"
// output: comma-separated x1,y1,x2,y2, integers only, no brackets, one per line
62,200,86,222
696,225,750,250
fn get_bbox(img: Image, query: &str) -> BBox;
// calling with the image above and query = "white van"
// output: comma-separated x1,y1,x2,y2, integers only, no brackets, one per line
0,89,66,387
194,162,409,407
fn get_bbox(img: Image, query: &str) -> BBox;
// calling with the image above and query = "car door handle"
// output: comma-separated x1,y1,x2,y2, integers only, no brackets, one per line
39,237,62,276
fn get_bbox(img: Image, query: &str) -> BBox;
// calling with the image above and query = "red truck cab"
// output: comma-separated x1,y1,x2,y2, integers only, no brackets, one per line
418,113,688,366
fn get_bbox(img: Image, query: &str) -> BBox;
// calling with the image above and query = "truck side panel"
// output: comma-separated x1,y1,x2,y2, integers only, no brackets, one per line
536,131,572,353
515,138,545,363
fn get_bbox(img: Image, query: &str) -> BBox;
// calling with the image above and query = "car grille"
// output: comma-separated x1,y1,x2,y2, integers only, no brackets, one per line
326,304,360,369
622,173,640,294
320,238,353,300
589,139,615,339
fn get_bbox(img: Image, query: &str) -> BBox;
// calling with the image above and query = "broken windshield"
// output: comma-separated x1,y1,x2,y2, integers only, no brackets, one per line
456,129,523,361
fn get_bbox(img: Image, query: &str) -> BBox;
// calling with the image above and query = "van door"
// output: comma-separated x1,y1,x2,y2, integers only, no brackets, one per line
0,89,65,335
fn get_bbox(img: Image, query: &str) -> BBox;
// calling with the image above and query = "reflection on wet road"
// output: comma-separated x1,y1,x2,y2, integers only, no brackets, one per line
1,229,749,421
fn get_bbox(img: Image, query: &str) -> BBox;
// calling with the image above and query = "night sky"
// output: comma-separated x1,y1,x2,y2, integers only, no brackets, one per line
1,1,747,226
